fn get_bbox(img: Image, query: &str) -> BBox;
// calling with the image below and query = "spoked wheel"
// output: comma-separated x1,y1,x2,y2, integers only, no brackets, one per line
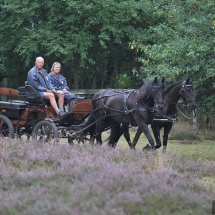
0,115,14,138
32,120,59,144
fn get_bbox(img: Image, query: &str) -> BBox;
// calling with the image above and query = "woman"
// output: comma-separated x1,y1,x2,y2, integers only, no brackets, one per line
48,62,77,103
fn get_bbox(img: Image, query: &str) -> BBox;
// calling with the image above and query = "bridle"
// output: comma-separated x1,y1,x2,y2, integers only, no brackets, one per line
165,82,196,105
164,81,197,120
179,82,196,104
152,84,164,112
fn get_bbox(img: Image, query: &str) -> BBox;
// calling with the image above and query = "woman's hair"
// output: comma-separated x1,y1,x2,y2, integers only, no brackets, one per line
51,62,61,71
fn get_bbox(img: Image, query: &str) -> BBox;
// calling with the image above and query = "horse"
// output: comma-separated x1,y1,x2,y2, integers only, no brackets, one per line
109,78,197,152
90,77,165,150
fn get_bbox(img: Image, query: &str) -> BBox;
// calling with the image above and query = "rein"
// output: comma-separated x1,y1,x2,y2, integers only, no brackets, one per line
176,106,196,120
74,105,153,136
82,87,161,130
77,83,164,135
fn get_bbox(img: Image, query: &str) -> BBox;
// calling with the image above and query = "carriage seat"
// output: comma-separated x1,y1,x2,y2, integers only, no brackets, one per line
23,81,47,104
24,81,54,105
25,85,48,105
24,82,69,106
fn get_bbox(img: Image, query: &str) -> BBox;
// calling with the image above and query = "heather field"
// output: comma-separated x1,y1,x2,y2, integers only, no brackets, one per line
0,127,215,215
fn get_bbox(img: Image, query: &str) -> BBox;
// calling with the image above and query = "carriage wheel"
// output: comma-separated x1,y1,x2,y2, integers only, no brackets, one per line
0,115,14,138
32,120,59,144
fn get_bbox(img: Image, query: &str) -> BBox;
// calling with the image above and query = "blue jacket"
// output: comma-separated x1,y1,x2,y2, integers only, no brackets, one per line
27,66,53,92
48,72,76,100
48,72,70,91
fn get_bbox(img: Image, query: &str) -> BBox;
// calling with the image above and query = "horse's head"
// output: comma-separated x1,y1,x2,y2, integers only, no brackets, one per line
137,77,165,110
180,78,197,110
152,77,165,110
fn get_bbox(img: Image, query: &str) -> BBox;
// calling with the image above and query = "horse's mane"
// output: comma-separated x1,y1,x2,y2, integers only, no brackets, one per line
136,80,153,101
164,80,185,94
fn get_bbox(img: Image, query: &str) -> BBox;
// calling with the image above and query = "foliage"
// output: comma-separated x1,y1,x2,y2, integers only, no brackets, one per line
0,139,214,214
112,73,132,88
0,0,215,120
0,0,150,88
131,0,215,116
168,130,201,144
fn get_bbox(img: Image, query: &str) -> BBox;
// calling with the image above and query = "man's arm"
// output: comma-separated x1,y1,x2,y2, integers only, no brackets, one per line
27,69,47,92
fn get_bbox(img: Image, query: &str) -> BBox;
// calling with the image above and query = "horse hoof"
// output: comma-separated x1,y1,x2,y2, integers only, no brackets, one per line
142,144,152,151
130,144,136,150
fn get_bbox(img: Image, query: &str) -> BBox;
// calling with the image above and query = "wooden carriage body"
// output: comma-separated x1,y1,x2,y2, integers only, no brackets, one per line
0,86,92,141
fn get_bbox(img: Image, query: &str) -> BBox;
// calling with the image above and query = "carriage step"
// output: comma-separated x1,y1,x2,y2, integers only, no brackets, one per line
57,112,71,121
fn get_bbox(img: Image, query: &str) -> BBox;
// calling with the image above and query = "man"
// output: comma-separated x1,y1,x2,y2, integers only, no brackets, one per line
27,57,67,118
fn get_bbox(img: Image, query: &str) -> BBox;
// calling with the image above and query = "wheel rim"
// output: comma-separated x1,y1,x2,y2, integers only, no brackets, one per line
33,125,59,144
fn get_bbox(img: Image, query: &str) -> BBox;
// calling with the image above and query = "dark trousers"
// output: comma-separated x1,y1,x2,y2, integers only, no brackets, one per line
64,92,76,102
64,92,77,112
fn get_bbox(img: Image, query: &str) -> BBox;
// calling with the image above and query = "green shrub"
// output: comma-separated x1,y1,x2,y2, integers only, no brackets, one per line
169,131,201,144
112,74,132,88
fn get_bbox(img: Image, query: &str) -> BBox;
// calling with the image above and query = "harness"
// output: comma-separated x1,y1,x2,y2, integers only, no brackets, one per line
93,88,160,127
74,84,164,136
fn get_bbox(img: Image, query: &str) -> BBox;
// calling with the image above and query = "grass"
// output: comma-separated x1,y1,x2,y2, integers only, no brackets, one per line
0,122,215,215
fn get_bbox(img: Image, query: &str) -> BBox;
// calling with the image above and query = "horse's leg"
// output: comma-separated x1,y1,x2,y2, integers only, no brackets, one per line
108,123,123,148
162,123,172,153
138,123,156,151
122,124,132,148
88,129,95,145
131,127,142,149
93,112,103,145
95,116,117,145
151,123,162,149
109,124,131,148
95,121,103,145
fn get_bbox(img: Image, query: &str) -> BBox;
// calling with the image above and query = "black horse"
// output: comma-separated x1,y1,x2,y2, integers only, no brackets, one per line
109,78,197,152
89,77,165,150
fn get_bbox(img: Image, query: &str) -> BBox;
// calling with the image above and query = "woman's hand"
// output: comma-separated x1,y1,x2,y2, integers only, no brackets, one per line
46,89,53,93
52,89,58,97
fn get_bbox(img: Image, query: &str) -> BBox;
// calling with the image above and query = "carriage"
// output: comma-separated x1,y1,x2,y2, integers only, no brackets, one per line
0,84,92,144
0,78,196,152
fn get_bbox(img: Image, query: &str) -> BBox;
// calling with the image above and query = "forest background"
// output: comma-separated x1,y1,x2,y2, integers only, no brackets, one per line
0,0,215,128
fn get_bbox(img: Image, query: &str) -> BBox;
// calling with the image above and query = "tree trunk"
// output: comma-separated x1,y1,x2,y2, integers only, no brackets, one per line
91,76,96,89
71,61,79,89
100,58,108,89
109,51,118,87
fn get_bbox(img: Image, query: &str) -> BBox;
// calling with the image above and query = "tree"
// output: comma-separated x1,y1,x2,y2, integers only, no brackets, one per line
0,0,157,88
131,0,215,118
